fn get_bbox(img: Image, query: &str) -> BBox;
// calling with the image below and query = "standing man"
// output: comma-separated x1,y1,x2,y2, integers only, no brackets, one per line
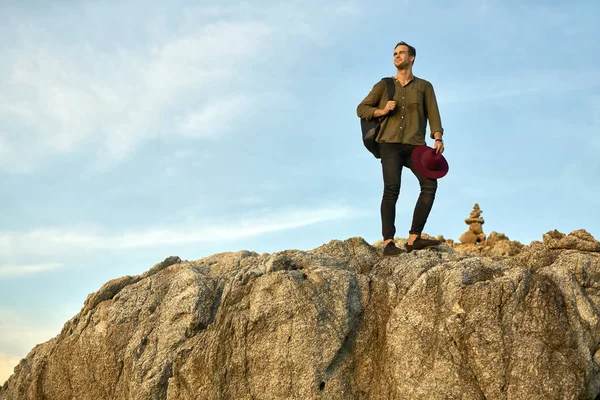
357,41,445,256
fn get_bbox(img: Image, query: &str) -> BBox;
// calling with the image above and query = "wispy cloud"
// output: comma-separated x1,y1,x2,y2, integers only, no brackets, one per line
178,94,253,138
0,205,356,276
0,2,361,173
0,263,64,278
0,17,272,172
438,69,599,106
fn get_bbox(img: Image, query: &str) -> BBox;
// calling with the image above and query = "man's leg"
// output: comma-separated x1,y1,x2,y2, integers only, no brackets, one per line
406,148,438,246
380,143,403,245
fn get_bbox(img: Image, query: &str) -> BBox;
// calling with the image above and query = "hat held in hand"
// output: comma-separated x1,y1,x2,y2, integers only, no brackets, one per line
412,145,449,179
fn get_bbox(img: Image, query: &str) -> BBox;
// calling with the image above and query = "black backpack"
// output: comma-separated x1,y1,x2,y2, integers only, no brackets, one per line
360,77,395,159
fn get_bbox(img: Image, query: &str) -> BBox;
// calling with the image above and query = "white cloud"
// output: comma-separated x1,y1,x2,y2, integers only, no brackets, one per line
0,18,273,172
0,2,363,173
0,14,258,172
438,69,598,106
178,94,253,138
0,205,356,276
237,195,265,205
0,263,64,278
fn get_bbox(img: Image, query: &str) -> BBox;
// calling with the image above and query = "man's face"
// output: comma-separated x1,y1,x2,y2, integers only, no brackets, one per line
393,45,413,69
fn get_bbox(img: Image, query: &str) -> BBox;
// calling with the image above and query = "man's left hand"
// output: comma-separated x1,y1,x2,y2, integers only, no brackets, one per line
434,140,445,154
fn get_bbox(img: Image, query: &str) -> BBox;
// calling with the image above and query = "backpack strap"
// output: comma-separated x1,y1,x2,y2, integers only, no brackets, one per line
382,77,395,101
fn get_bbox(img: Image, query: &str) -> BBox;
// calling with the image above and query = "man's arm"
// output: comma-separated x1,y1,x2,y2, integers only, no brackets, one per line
357,81,385,120
424,83,444,140
373,108,389,118
425,82,444,153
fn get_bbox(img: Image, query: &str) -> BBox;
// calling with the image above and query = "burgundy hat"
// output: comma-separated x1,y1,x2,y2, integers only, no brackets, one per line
411,145,449,179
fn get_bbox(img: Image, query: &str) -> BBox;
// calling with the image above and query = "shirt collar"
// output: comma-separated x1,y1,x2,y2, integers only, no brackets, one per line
394,75,416,86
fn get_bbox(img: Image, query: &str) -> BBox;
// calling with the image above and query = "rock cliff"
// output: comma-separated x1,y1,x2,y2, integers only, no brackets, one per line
2,229,600,400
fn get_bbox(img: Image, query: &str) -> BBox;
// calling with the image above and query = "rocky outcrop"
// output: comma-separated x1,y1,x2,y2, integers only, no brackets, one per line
544,229,600,252
451,204,524,257
2,230,600,400
453,231,525,258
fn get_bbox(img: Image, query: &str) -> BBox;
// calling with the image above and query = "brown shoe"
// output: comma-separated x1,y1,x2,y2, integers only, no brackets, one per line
383,241,403,256
404,237,440,253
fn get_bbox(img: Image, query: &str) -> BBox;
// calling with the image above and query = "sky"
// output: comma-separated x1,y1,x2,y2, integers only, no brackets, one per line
1,0,599,384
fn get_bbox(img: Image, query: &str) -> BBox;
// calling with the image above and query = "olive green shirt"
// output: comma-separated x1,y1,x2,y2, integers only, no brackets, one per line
356,76,444,145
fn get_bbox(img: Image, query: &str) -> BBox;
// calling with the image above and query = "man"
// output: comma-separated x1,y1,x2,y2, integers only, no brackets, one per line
357,41,445,256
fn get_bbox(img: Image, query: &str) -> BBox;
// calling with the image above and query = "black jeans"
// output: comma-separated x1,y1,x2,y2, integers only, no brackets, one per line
380,143,437,240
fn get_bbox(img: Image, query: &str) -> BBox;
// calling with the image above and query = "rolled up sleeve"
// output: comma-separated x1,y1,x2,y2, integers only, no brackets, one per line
424,83,444,138
357,81,384,120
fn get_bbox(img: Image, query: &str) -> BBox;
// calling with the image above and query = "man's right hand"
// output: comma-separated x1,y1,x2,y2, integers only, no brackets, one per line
383,101,396,114
373,101,396,118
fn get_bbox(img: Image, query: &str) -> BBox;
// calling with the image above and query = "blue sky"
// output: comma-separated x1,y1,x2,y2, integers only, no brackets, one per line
1,0,599,383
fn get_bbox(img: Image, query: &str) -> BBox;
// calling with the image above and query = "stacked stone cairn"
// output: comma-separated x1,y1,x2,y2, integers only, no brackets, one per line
459,203,486,244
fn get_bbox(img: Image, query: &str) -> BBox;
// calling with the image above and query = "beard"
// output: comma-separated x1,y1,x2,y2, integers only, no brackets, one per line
395,60,410,70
